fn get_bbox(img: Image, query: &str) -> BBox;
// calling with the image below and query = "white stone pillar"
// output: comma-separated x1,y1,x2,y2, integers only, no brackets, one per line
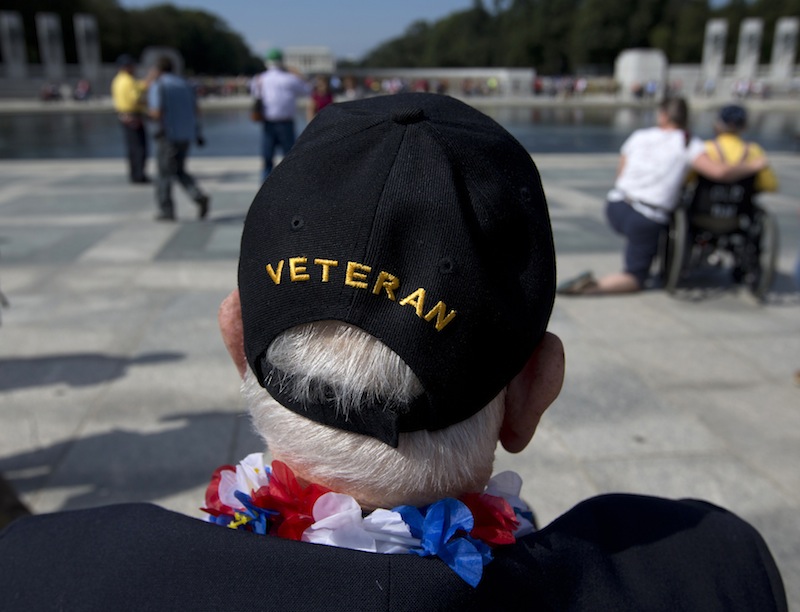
74,13,101,82
35,12,66,81
0,11,28,78
770,17,798,80
735,18,763,80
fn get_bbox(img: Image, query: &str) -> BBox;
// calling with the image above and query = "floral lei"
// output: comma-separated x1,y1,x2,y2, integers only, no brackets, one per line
202,453,535,587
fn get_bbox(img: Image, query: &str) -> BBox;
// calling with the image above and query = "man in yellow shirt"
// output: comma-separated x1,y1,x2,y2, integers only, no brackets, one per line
111,54,151,184
704,104,778,193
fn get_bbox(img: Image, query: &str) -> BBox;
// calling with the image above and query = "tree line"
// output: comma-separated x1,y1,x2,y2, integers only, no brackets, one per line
2,0,798,76
358,0,800,75
1,0,264,75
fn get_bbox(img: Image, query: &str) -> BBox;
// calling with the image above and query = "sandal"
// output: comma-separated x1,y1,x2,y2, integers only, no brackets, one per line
556,271,598,295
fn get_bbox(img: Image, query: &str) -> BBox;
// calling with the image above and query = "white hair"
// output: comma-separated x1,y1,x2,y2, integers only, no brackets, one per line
243,321,505,509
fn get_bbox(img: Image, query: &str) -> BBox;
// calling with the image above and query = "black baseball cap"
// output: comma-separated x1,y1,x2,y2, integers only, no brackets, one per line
718,104,748,129
116,54,136,67
238,93,555,447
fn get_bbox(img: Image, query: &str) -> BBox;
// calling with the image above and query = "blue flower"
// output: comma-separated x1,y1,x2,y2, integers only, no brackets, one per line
233,490,277,535
396,498,492,587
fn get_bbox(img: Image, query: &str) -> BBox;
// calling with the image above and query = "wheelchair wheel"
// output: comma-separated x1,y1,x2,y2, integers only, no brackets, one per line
748,210,779,300
664,207,687,294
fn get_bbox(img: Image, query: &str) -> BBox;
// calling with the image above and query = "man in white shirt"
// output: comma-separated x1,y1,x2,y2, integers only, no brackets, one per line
251,48,311,182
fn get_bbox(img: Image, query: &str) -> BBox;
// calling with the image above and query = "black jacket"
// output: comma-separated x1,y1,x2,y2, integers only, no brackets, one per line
0,493,786,611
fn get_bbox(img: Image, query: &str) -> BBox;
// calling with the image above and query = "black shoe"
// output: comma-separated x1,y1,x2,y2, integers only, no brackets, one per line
131,177,151,184
196,194,210,219
155,212,176,222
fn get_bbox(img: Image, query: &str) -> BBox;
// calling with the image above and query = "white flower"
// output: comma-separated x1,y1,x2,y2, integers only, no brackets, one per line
236,452,270,494
302,492,419,554
217,468,242,510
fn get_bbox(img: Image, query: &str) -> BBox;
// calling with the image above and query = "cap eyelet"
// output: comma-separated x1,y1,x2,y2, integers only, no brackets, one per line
290,216,305,231
438,257,456,274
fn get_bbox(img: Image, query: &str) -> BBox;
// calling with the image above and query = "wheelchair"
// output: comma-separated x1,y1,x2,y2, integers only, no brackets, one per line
660,177,779,301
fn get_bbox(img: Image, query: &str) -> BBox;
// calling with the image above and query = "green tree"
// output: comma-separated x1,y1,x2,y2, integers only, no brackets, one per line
425,4,494,67
364,20,433,67
570,0,631,70
0,0,262,74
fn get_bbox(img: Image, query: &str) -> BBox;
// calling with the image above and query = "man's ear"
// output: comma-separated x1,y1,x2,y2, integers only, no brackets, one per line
218,289,248,379
499,332,565,453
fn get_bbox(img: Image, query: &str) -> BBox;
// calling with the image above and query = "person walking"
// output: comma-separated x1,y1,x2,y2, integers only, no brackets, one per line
147,56,210,222
110,54,152,184
250,48,311,182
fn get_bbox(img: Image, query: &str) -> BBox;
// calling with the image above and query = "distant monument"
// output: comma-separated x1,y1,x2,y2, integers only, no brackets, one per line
614,48,667,98
0,11,28,78
74,13,100,81
735,18,763,80
35,12,66,81
701,19,727,85
770,17,798,81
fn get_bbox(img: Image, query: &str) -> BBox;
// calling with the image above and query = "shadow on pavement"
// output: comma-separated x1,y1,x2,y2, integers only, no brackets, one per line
0,351,185,391
0,410,262,513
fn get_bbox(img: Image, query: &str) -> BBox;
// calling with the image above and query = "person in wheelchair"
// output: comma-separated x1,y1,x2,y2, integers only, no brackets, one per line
689,104,778,233
681,104,779,289
557,97,767,296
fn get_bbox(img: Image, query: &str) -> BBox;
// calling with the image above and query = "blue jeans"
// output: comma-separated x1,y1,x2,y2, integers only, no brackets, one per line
606,199,666,286
261,120,296,182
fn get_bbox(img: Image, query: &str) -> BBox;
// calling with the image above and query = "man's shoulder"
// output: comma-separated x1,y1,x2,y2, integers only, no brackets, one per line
159,73,190,89
500,493,786,610
706,134,767,162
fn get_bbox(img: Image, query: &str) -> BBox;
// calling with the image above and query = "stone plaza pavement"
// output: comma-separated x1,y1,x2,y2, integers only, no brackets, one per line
0,153,798,606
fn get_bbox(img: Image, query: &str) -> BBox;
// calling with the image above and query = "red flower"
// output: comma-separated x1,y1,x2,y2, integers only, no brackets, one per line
250,461,330,540
460,493,519,546
202,464,237,516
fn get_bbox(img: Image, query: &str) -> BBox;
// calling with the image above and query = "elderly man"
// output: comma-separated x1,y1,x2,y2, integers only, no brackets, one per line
0,94,786,610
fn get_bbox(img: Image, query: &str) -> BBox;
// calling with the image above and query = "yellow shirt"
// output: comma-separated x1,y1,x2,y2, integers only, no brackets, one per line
704,132,779,193
111,70,147,114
